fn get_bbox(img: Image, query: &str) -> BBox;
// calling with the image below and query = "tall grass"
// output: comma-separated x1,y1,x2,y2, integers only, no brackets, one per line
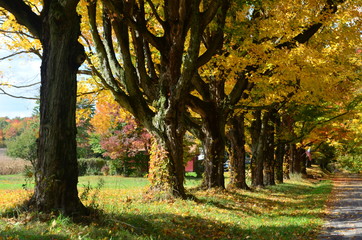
0,148,31,175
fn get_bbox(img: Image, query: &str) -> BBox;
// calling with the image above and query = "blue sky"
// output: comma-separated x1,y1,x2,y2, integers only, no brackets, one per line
0,49,40,118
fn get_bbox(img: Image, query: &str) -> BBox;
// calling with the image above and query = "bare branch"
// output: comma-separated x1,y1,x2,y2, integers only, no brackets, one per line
0,50,32,60
0,82,39,88
0,87,38,100
77,88,105,97
77,69,92,75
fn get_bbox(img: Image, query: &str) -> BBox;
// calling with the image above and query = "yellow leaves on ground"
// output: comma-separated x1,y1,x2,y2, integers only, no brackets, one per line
0,190,31,210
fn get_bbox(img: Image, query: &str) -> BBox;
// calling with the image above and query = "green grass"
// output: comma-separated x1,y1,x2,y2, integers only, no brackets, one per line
0,174,30,190
0,173,332,240
0,173,200,190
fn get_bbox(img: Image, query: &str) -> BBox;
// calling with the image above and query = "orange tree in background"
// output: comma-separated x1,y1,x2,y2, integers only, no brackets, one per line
90,91,152,176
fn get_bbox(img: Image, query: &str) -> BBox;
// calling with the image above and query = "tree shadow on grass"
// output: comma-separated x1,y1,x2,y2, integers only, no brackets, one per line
0,211,319,240
102,212,319,240
192,181,330,218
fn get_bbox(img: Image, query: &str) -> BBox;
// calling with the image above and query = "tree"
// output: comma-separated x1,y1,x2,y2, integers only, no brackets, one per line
226,113,250,189
90,91,152,175
0,0,88,215
84,0,229,198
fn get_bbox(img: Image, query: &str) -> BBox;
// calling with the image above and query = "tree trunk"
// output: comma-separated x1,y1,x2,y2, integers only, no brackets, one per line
250,110,264,187
290,143,302,174
31,1,88,216
298,147,308,175
164,111,187,198
227,114,250,190
201,110,226,189
263,113,275,186
274,114,285,183
284,144,291,179
275,143,285,183
148,101,187,198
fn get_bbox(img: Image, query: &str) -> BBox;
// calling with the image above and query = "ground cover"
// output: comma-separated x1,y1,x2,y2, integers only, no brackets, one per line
0,171,332,240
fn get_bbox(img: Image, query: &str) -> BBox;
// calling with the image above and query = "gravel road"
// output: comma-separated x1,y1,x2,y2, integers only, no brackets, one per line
319,174,362,240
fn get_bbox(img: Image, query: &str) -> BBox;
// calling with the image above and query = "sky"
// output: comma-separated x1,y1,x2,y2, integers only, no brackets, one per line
0,49,40,118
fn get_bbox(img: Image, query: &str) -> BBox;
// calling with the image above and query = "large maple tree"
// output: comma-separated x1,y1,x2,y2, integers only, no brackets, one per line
0,0,88,215
83,0,229,198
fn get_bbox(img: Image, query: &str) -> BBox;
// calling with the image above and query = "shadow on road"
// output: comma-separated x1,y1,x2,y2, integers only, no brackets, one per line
319,174,362,240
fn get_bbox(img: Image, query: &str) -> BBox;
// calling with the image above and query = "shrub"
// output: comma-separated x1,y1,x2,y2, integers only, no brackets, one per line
108,153,149,177
78,158,107,176
338,155,362,173
5,128,37,166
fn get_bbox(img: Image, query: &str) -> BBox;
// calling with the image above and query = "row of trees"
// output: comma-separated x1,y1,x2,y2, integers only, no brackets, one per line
0,0,361,215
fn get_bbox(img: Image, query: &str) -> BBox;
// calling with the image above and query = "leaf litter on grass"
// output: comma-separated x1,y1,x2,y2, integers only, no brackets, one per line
0,175,331,240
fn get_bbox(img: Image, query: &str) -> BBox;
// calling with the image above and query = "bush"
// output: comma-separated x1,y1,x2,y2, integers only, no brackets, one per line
108,153,149,177
338,155,362,173
5,128,37,166
78,158,107,176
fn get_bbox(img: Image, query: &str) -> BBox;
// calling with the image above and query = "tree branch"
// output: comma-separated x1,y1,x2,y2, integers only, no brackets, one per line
86,0,123,90
276,0,346,49
0,29,37,39
200,0,222,30
145,0,165,29
0,0,42,39
0,87,38,100
0,82,39,88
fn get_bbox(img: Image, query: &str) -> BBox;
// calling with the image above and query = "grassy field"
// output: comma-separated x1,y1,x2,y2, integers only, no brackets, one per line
0,170,332,240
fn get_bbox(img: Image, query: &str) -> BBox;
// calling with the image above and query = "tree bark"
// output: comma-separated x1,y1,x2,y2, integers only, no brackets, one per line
201,109,226,189
289,143,302,174
148,130,186,198
298,147,308,175
227,114,250,190
250,110,265,187
31,0,88,215
274,114,285,183
284,144,291,179
263,112,275,186
163,101,187,198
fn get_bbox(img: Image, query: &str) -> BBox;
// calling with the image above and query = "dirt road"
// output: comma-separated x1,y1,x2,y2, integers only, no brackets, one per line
319,174,362,240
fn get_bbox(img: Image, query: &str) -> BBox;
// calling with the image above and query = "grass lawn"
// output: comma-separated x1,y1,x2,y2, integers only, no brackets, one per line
0,170,332,240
